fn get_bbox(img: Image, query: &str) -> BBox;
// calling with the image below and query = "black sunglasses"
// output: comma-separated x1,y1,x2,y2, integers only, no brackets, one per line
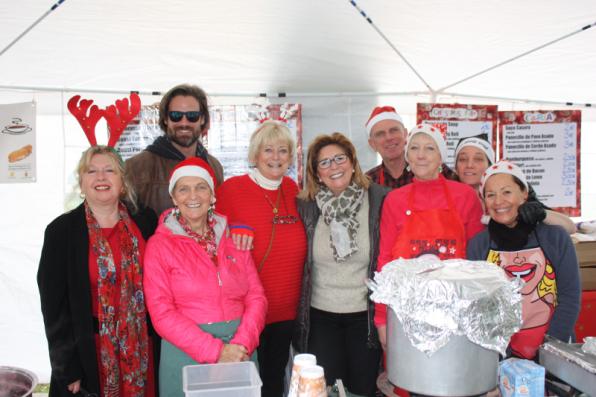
168,110,202,123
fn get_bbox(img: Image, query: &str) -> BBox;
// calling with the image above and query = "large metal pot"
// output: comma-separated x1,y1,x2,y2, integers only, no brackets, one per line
387,308,498,396
0,366,38,397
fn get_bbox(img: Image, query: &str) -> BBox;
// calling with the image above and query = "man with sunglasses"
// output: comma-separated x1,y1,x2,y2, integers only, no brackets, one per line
125,84,224,216
365,106,457,189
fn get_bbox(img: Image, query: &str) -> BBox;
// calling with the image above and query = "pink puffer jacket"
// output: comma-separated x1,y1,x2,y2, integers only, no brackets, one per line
144,209,267,363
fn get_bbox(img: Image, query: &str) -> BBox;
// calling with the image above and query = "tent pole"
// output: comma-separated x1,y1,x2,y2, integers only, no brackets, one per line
437,21,596,93
0,0,67,58
0,85,429,98
348,0,434,93
441,91,593,108
1,85,593,108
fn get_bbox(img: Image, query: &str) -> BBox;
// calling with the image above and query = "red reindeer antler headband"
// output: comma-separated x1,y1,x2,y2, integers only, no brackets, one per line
104,93,141,147
67,93,141,147
67,96,104,146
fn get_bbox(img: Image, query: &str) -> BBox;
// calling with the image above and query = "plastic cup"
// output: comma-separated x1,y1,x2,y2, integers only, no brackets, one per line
297,365,326,397
288,353,317,397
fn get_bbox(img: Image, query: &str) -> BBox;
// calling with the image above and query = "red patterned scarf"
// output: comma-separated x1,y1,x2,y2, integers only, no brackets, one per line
85,202,148,397
174,209,217,262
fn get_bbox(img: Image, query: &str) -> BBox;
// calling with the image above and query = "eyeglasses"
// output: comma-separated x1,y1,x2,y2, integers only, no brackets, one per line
317,154,348,169
273,215,298,225
168,110,203,123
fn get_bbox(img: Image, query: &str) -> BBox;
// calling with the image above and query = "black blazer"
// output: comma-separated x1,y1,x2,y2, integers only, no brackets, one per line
37,203,157,397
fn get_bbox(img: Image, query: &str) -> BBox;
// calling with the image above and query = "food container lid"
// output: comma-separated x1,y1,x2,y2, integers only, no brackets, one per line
369,255,523,356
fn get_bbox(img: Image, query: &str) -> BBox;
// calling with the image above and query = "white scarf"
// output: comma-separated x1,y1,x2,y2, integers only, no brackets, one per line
249,167,282,190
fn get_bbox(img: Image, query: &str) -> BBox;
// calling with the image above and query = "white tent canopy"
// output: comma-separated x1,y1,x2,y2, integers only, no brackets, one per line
2,0,596,103
1,0,596,382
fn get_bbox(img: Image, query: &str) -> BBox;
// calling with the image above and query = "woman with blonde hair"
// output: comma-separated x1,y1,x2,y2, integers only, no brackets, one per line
467,160,580,359
216,120,307,397
294,132,389,396
38,145,157,397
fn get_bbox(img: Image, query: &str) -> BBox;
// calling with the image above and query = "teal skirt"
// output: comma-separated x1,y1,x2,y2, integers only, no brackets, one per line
159,319,258,397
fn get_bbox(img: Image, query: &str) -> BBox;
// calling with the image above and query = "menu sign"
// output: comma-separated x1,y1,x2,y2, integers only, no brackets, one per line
0,102,36,183
417,103,498,167
208,104,303,184
499,110,581,216
116,103,303,184
115,104,161,161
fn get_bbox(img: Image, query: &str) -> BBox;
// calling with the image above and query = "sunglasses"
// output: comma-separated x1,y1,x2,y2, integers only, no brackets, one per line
168,110,203,123
317,154,348,169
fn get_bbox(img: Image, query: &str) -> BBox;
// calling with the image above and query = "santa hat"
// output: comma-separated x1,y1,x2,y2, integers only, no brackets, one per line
405,124,448,163
169,157,216,195
480,160,528,197
454,137,495,165
365,106,404,137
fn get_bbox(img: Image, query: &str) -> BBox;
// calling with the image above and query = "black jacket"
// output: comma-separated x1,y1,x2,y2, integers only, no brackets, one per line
37,203,157,397
293,183,389,352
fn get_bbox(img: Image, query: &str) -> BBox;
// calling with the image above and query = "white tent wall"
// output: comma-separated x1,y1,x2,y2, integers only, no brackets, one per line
1,91,595,381
2,0,596,383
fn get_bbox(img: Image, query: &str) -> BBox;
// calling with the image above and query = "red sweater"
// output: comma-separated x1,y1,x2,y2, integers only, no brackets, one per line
216,175,307,324
375,175,485,326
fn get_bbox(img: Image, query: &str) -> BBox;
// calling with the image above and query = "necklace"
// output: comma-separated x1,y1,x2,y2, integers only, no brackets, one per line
258,183,298,225
261,186,282,216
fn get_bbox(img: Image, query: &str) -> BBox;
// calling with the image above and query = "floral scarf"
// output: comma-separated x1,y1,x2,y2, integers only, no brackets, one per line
174,208,218,262
85,202,148,397
315,182,365,261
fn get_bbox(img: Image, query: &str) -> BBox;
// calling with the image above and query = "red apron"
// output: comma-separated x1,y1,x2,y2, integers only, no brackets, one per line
391,178,467,260
388,178,467,397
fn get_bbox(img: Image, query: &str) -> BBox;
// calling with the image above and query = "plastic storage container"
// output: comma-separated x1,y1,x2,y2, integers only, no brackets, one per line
183,362,262,397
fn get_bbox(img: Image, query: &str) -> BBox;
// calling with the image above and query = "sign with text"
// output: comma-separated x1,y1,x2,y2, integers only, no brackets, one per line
116,103,303,185
498,110,581,216
0,101,36,183
417,103,498,167
208,104,303,185
115,104,161,160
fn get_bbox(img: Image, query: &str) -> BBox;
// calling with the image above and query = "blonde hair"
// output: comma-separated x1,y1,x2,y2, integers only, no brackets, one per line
299,132,370,200
77,146,138,212
538,262,557,305
248,120,295,165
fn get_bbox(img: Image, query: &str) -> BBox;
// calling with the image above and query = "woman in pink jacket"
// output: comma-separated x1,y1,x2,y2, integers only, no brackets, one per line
143,157,267,397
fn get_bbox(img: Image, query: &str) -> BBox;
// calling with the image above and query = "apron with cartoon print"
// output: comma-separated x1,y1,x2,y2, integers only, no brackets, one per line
485,245,557,359
391,178,467,261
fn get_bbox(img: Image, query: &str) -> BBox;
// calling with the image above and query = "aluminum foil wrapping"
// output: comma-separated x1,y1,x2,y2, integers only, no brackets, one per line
368,255,523,356
543,336,596,374
582,337,596,356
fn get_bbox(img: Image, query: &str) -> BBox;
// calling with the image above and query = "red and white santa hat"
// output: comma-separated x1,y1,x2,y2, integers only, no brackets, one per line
405,124,448,163
480,160,528,197
169,157,216,195
365,106,404,137
454,137,495,165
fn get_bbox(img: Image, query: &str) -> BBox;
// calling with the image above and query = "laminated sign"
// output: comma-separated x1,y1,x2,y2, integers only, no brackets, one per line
498,110,581,216
0,102,36,183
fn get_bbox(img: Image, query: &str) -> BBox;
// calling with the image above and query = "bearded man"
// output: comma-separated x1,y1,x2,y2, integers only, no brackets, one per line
125,84,224,215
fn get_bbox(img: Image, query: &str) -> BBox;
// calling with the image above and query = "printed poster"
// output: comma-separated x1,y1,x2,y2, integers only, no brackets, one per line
115,104,162,161
208,104,303,184
499,110,581,216
417,103,498,167
0,101,36,183
116,103,304,185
